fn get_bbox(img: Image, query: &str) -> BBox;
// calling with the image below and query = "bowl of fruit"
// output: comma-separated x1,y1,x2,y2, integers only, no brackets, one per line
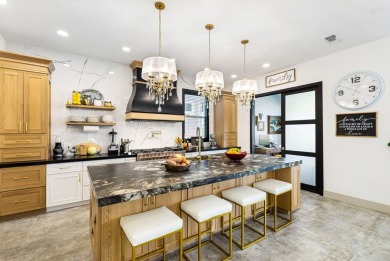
225,148,247,161
164,154,192,172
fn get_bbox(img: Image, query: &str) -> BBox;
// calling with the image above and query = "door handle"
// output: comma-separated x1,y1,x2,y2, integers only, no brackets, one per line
13,176,29,180
19,122,22,133
281,147,285,150
16,153,31,156
14,199,28,204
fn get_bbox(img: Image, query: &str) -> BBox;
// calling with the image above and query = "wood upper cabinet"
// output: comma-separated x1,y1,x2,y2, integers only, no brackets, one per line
23,73,49,134
0,69,24,134
214,92,237,147
0,70,48,134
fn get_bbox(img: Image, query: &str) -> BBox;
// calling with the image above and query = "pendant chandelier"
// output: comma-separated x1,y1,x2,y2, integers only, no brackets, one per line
195,24,224,107
232,39,258,111
141,1,177,113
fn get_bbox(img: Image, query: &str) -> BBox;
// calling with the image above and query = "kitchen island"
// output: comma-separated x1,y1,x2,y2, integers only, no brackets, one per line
88,154,301,261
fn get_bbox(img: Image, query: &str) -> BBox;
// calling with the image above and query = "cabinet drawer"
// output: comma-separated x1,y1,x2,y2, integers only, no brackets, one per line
47,162,82,174
82,158,125,170
0,165,45,192
0,187,45,216
0,134,47,148
224,133,237,140
0,147,47,162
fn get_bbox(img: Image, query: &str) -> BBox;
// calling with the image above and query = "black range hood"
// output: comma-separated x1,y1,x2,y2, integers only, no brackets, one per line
126,61,184,122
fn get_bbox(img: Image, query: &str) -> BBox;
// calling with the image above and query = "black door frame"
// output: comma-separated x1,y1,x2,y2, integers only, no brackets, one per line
250,82,323,195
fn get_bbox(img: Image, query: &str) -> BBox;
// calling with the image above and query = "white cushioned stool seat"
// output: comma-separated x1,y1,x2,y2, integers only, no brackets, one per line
181,195,232,222
253,179,292,195
222,186,266,206
120,206,182,246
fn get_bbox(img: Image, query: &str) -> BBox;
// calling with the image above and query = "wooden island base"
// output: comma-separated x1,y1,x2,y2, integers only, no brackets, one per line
90,166,300,261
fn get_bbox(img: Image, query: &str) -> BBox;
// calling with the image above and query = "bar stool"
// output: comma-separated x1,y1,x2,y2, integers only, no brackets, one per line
221,185,267,249
120,206,183,261
181,195,233,261
253,179,293,232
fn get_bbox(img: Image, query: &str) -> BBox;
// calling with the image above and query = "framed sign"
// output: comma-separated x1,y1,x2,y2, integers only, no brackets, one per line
266,69,296,88
257,121,265,131
336,112,377,137
268,116,282,134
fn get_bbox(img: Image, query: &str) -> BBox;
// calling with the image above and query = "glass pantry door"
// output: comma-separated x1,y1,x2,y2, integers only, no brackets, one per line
281,84,323,195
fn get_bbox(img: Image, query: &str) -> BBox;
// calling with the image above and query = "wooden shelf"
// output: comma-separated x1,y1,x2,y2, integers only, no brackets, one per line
66,104,116,110
66,122,116,126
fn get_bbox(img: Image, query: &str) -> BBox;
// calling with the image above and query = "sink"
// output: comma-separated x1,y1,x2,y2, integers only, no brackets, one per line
187,155,211,161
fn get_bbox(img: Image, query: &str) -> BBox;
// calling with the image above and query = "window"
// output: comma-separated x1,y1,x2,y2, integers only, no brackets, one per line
182,89,209,142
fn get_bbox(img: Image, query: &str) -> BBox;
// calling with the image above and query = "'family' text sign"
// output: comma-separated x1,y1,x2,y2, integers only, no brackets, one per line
265,69,296,88
336,112,377,137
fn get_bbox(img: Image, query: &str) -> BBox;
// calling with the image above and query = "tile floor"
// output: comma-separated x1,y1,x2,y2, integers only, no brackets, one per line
0,191,389,261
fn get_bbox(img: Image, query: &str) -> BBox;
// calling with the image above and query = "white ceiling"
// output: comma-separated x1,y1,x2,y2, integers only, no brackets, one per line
1,0,390,84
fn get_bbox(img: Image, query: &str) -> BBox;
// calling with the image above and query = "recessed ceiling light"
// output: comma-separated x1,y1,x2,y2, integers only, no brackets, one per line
57,30,69,37
0,0,7,5
63,63,70,67
108,71,115,75
122,46,131,52
231,74,237,79
262,63,270,68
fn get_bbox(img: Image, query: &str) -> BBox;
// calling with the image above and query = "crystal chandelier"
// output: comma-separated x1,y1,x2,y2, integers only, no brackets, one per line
141,1,177,113
195,24,224,107
232,40,258,111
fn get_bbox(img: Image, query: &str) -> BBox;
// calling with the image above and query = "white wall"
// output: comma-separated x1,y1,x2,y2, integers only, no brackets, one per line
254,94,281,145
6,42,205,153
0,32,6,50
242,36,390,206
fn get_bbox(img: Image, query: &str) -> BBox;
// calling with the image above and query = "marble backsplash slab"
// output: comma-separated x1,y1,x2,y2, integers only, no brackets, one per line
7,42,212,153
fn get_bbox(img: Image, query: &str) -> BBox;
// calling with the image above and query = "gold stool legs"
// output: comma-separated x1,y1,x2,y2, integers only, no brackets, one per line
182,211,232,261
222,200,267,250
255,190,292,232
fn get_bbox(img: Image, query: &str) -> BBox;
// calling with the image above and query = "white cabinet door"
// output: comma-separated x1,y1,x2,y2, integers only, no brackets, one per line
46,171,82,207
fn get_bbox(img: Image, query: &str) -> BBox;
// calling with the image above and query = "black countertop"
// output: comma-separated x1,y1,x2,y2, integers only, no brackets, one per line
88,154,301,207
0,147,236,168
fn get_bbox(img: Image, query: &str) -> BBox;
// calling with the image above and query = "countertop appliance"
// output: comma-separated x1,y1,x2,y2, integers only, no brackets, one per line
108,128,119,155
209,134,217,149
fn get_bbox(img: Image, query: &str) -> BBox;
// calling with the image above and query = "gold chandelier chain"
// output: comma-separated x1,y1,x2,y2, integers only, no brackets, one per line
159,9,161,56
208,29,211,69
244,43,246,78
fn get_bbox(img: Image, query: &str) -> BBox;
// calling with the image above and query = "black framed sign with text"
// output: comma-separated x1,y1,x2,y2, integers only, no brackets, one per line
336,112,377,137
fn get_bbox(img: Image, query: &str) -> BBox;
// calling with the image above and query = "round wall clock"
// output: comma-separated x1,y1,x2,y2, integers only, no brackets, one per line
334,71,384,109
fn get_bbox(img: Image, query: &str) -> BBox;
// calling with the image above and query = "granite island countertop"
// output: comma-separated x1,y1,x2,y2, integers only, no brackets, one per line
89,154,301,207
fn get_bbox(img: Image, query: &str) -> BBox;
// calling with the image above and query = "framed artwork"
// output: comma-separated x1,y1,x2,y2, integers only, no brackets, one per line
265,69,296,88
336,112,376,137
257,121,265,131
268,116,282,134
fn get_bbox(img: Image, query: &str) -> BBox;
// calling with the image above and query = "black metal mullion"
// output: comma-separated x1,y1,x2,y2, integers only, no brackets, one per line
284,151,316,157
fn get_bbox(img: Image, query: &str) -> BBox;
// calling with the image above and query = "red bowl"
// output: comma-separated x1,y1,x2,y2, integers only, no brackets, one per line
225,151,247,161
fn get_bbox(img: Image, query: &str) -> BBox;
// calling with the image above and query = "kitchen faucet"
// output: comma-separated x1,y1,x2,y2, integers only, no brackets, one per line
196,127,201,159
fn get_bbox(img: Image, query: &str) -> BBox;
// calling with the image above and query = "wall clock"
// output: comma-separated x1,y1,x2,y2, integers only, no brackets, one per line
334,71,384,109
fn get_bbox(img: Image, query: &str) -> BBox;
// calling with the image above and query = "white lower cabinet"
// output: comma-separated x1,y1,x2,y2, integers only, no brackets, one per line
46,162,83,207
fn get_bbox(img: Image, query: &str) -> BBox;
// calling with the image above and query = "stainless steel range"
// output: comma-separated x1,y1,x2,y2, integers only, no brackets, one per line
131,147,185,161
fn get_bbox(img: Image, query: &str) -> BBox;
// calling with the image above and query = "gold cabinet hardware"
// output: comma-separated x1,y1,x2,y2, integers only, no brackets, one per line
13,176,29,180
150,195,155,205
16,140,31,143
59,166,72,169
19,122,22,132
79,172,81,182
14,199,28,204
144,197,149,207
25,122,28,132
16,153,31,156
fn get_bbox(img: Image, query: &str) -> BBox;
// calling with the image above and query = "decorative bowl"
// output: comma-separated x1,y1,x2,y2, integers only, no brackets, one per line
163,161,192,172
225,151,247,161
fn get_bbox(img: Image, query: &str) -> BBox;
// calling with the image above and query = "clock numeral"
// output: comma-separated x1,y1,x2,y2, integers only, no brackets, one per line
353,99,359,106
369,86,376,92
351,76,361,84
337,90,344,96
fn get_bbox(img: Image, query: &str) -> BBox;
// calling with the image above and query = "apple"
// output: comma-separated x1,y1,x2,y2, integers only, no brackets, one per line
87,146,97,155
